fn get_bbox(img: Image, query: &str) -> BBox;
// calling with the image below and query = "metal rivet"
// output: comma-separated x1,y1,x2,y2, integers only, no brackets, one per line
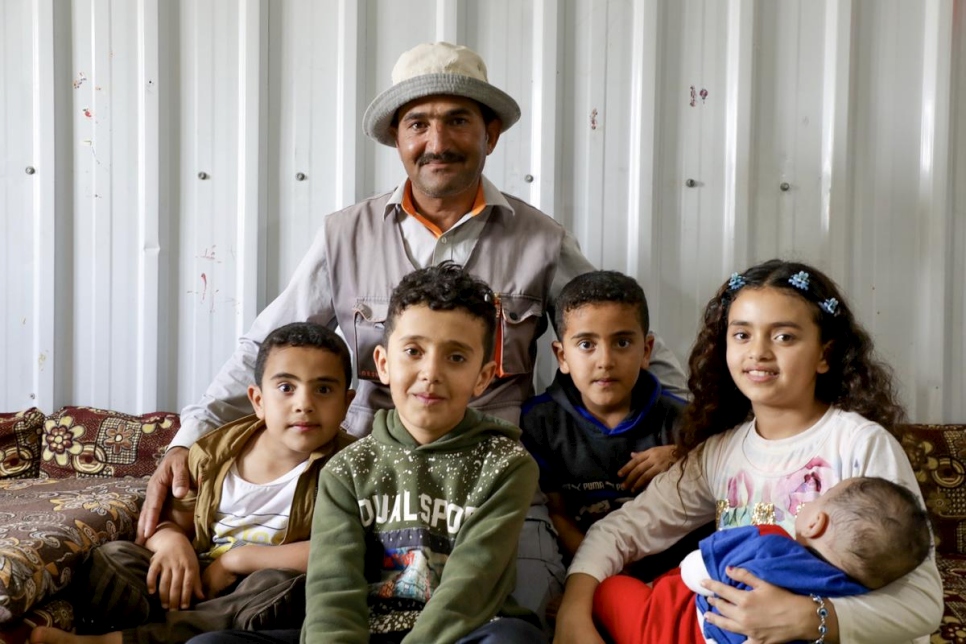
296,172,306,181
25,166,36,175
780,182,790,191
685,178,697,188
198,171,209,180
524,174,534,183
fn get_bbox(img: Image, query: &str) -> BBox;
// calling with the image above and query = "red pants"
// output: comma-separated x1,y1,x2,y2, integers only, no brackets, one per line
593,571,704,644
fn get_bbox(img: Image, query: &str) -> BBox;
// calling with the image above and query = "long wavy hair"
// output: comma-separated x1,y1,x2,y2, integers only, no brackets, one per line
677,259,906,456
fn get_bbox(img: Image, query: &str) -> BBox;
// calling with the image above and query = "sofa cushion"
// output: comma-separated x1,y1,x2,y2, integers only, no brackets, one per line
0,477,146,623
935,553,966,643
39,406,179,479
0,598,73,644
898,424,966,557
0,409,44,480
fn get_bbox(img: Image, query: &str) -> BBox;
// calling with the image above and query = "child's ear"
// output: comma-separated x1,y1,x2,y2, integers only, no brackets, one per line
799,509,831,539
641,333,655,369
374,345,391,385
817,341,833,375
552,341,571,374
248,384,266,420
473,360,498,397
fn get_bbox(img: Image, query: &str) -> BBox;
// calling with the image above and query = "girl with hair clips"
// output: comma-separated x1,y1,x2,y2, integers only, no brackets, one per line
554,259,942,644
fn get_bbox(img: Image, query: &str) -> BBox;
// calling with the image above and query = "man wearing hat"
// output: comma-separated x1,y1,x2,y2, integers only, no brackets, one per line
139,41,686,624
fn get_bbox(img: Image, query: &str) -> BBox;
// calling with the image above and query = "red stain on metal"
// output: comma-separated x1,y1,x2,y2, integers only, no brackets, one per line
83,108,93,118
590,108,598,130
700,88,708,103
201,273,208,301
690,86,696,107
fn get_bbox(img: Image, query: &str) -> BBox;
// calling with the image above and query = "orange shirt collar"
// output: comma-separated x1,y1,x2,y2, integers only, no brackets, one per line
401,181,487,239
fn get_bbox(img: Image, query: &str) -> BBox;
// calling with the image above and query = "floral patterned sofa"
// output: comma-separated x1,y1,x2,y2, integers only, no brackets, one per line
0,407,178,644
0,408,962,643
900,423,966,644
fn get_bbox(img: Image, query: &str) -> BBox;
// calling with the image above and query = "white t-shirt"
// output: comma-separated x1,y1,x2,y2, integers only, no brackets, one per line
569,407,943,643
201,460,309,561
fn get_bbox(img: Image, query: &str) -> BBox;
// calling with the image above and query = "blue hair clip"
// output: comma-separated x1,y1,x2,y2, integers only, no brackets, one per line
820,297,839,316
789,271,810,291
728,273,746,290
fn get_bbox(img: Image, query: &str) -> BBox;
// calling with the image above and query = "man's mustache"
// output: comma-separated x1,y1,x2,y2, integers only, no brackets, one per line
417,152,466,166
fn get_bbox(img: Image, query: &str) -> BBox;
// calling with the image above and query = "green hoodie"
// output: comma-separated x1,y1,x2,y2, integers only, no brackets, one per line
302,408,538,644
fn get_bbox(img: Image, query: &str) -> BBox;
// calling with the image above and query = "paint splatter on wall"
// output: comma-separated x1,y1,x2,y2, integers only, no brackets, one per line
690,86,709,107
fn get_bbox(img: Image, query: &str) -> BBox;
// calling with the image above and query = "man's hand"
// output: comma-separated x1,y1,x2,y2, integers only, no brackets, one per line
617,445,678,492
137,447,190,544
146,530,204,610
202,554,239,599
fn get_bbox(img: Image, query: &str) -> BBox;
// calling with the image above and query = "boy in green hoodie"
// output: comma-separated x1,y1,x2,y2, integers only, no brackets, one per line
188,263,543,644
304,262,543,643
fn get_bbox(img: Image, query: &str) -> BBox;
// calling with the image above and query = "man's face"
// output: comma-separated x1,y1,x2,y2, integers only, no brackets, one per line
391,95,502,202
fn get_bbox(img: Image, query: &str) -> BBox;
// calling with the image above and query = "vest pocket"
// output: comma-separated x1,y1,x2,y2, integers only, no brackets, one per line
352,298,390,381
496,294,545,377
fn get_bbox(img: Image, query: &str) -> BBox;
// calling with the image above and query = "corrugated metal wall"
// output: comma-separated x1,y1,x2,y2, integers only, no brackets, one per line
3,0,964,423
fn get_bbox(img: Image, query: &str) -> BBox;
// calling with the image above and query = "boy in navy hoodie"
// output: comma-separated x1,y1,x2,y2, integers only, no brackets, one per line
522,271,686,561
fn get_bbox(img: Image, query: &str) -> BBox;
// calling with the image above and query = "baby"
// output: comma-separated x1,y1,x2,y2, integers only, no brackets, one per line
593,476,932,643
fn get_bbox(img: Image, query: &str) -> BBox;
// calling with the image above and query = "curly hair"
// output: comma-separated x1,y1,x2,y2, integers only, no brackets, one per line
385,262,497,361
678,259,906,455
254,322,352,387
553,270,650,336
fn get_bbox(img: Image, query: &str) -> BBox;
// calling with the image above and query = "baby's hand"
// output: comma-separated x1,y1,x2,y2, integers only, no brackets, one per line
146,534,204,610
202,553,240,599
618,445,678,492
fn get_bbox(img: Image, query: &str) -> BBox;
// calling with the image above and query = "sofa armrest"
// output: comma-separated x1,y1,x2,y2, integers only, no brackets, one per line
0,477,146,623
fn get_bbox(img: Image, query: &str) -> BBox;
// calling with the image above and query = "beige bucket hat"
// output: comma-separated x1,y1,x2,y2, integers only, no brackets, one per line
363,42,522,147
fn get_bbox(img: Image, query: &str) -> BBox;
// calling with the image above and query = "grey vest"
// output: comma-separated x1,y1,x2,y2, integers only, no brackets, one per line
324,191,567,436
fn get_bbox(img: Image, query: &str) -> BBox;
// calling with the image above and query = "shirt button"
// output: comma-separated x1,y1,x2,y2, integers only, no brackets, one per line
440,237,449,245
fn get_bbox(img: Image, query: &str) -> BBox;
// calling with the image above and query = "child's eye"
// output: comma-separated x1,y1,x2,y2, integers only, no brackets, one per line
450,117,468,126
775,333,796,342
448,353,467,363
615,339,632,349
278,383,294,394
316,386,332,395
731,331,749,341
403,347,421,357
577,341,594,351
